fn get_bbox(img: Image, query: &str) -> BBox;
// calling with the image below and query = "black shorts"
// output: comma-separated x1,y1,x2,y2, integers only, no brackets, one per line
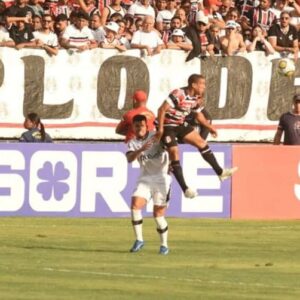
162,125,194,147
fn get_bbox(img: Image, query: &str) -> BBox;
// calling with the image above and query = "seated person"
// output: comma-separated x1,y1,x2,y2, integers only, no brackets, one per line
100,21,126,52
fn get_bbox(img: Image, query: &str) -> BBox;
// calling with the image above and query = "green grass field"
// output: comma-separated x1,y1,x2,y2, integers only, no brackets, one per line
0,218,299,300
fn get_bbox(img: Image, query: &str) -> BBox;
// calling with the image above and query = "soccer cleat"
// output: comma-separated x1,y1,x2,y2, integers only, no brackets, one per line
130,240,145,253
184,188,198,199
159,245,169,255
219,166,238,182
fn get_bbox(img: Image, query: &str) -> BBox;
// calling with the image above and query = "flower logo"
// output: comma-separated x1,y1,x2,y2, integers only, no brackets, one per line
37,161,70,201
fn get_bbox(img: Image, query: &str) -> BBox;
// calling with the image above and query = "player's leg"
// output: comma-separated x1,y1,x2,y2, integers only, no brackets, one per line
130,182,149,252
162,126,197,198
183,130,237,180
152,178,171,255
153,205,169,255
199,108,212,140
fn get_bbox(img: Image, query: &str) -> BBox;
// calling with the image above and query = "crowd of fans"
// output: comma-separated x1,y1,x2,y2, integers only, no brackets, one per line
0,0,299,59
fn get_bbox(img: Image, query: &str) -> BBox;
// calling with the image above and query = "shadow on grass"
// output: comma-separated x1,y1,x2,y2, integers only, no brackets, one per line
12,245,129,254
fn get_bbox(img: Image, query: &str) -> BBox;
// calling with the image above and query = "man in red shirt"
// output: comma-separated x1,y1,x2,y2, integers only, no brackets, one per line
115,90,156,143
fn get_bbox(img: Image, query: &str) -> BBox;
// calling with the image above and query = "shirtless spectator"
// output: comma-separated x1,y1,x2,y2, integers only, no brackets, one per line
60,11,97,52
131,15,164,56
220,20,246,55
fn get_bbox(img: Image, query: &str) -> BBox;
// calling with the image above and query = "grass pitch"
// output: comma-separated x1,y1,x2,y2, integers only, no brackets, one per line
0,218,299,300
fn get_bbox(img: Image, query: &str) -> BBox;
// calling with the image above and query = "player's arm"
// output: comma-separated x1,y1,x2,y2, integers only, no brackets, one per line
126,139,154,162
194,111,218,138
155,100,171,141
273,127,283,145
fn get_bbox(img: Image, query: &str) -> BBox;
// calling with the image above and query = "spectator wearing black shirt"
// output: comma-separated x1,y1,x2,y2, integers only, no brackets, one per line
268,11,298,60
5,0,35,25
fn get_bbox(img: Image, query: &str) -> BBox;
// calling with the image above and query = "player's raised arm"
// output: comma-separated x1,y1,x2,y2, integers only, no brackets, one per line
155,100,171,141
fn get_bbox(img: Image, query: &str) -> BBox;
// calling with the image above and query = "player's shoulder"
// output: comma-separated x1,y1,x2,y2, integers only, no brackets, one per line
169,87,185,97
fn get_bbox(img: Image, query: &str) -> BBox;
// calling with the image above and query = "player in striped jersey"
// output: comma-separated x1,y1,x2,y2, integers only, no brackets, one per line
156,74,237,198
127,114,171,255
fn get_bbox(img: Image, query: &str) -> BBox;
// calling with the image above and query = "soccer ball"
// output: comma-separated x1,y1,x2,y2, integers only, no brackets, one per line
277,58,295,77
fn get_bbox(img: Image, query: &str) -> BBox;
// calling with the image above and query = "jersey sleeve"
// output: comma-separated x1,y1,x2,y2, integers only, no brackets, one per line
166,89,182,108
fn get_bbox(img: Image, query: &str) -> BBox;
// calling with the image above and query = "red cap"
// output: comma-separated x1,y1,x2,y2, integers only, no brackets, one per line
133,90,147,102
208,0,222,6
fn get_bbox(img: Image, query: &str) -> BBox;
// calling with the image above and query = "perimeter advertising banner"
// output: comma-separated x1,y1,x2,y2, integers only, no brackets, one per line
0,143,232,218
231,145,300,219
0,47,299,141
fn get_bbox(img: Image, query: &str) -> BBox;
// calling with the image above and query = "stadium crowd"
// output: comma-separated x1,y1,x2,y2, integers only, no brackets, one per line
0,0,299,57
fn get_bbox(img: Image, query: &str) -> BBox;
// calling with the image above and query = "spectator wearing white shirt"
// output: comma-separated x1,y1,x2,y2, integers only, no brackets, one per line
90,14,106,43
127,0,156,20
0,25,15,47
131,15,164,56
156,0,177,33
33,14,59,56
60,11,97,52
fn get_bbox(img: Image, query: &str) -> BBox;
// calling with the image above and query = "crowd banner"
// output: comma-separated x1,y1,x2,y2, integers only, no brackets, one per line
0,48,298,141
0,142,232,218
231,145,300,219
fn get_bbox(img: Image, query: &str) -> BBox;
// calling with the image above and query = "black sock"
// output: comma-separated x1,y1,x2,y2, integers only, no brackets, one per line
171,160,188,192
199,145,223,175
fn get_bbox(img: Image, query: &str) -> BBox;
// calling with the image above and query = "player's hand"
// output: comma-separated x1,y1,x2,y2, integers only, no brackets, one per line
209,126,218,138
141,137,155,151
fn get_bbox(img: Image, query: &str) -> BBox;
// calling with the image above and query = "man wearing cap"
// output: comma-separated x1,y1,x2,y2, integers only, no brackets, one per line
166,28,193,51
100,21,126,51
115,90,156,143
273,94,300,145
60,11,97,52
220,20,246,55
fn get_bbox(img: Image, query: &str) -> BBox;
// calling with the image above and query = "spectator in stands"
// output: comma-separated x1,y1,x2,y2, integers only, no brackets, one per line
183,12,210,60
54,13,68,44
77,0,99,17
100,21,127,51
33,14,59,55
154,0,167,16
28,0,44,18
273,93,300,145
20,112,53,143
174,7,189,28
243,0,276,32
101,0,126,26
109,12,124,23
220,20,246,55
32,15,42,31
117,19,132,48
9,11,36,49
268,11,298,60
127,0,156,20
131,15,164,56
219,0,234,19
60,11,97,52
204,0,226,29
246,24,275,54
90,13,105,43
236,0,256,19
166,28,193,51
161,15,181,43
156,0,177,33
48,0,73,19
207,24,222,55
0,21,15,47
115,89,155,143
5,0,35,26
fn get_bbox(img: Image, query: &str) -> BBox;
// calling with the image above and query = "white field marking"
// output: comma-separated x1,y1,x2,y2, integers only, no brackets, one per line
43,268,300,290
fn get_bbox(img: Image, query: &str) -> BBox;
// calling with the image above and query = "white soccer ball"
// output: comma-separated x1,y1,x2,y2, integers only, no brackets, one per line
277,58,295,77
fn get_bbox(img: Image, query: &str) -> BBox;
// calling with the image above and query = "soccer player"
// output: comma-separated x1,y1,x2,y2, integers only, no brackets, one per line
155,74,237,198
20,112,53,143
273,94,300,145
126,114,171,255
115,90,156,143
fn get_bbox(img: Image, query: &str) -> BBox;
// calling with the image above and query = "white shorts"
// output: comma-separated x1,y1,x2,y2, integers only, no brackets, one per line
132,175,171,207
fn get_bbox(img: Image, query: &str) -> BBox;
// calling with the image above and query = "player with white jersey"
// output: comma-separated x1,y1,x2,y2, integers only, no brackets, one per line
126,114,171,255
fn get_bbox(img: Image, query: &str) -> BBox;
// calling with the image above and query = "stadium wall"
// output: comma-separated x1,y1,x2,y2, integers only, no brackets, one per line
1,143,299,219
0,48,299,142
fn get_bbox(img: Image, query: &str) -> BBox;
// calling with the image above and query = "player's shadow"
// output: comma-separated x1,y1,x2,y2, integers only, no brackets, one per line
17,245,128,254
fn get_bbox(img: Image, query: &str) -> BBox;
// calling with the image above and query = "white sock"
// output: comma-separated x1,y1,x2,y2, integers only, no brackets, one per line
131,209,143,241
155,216,168,247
